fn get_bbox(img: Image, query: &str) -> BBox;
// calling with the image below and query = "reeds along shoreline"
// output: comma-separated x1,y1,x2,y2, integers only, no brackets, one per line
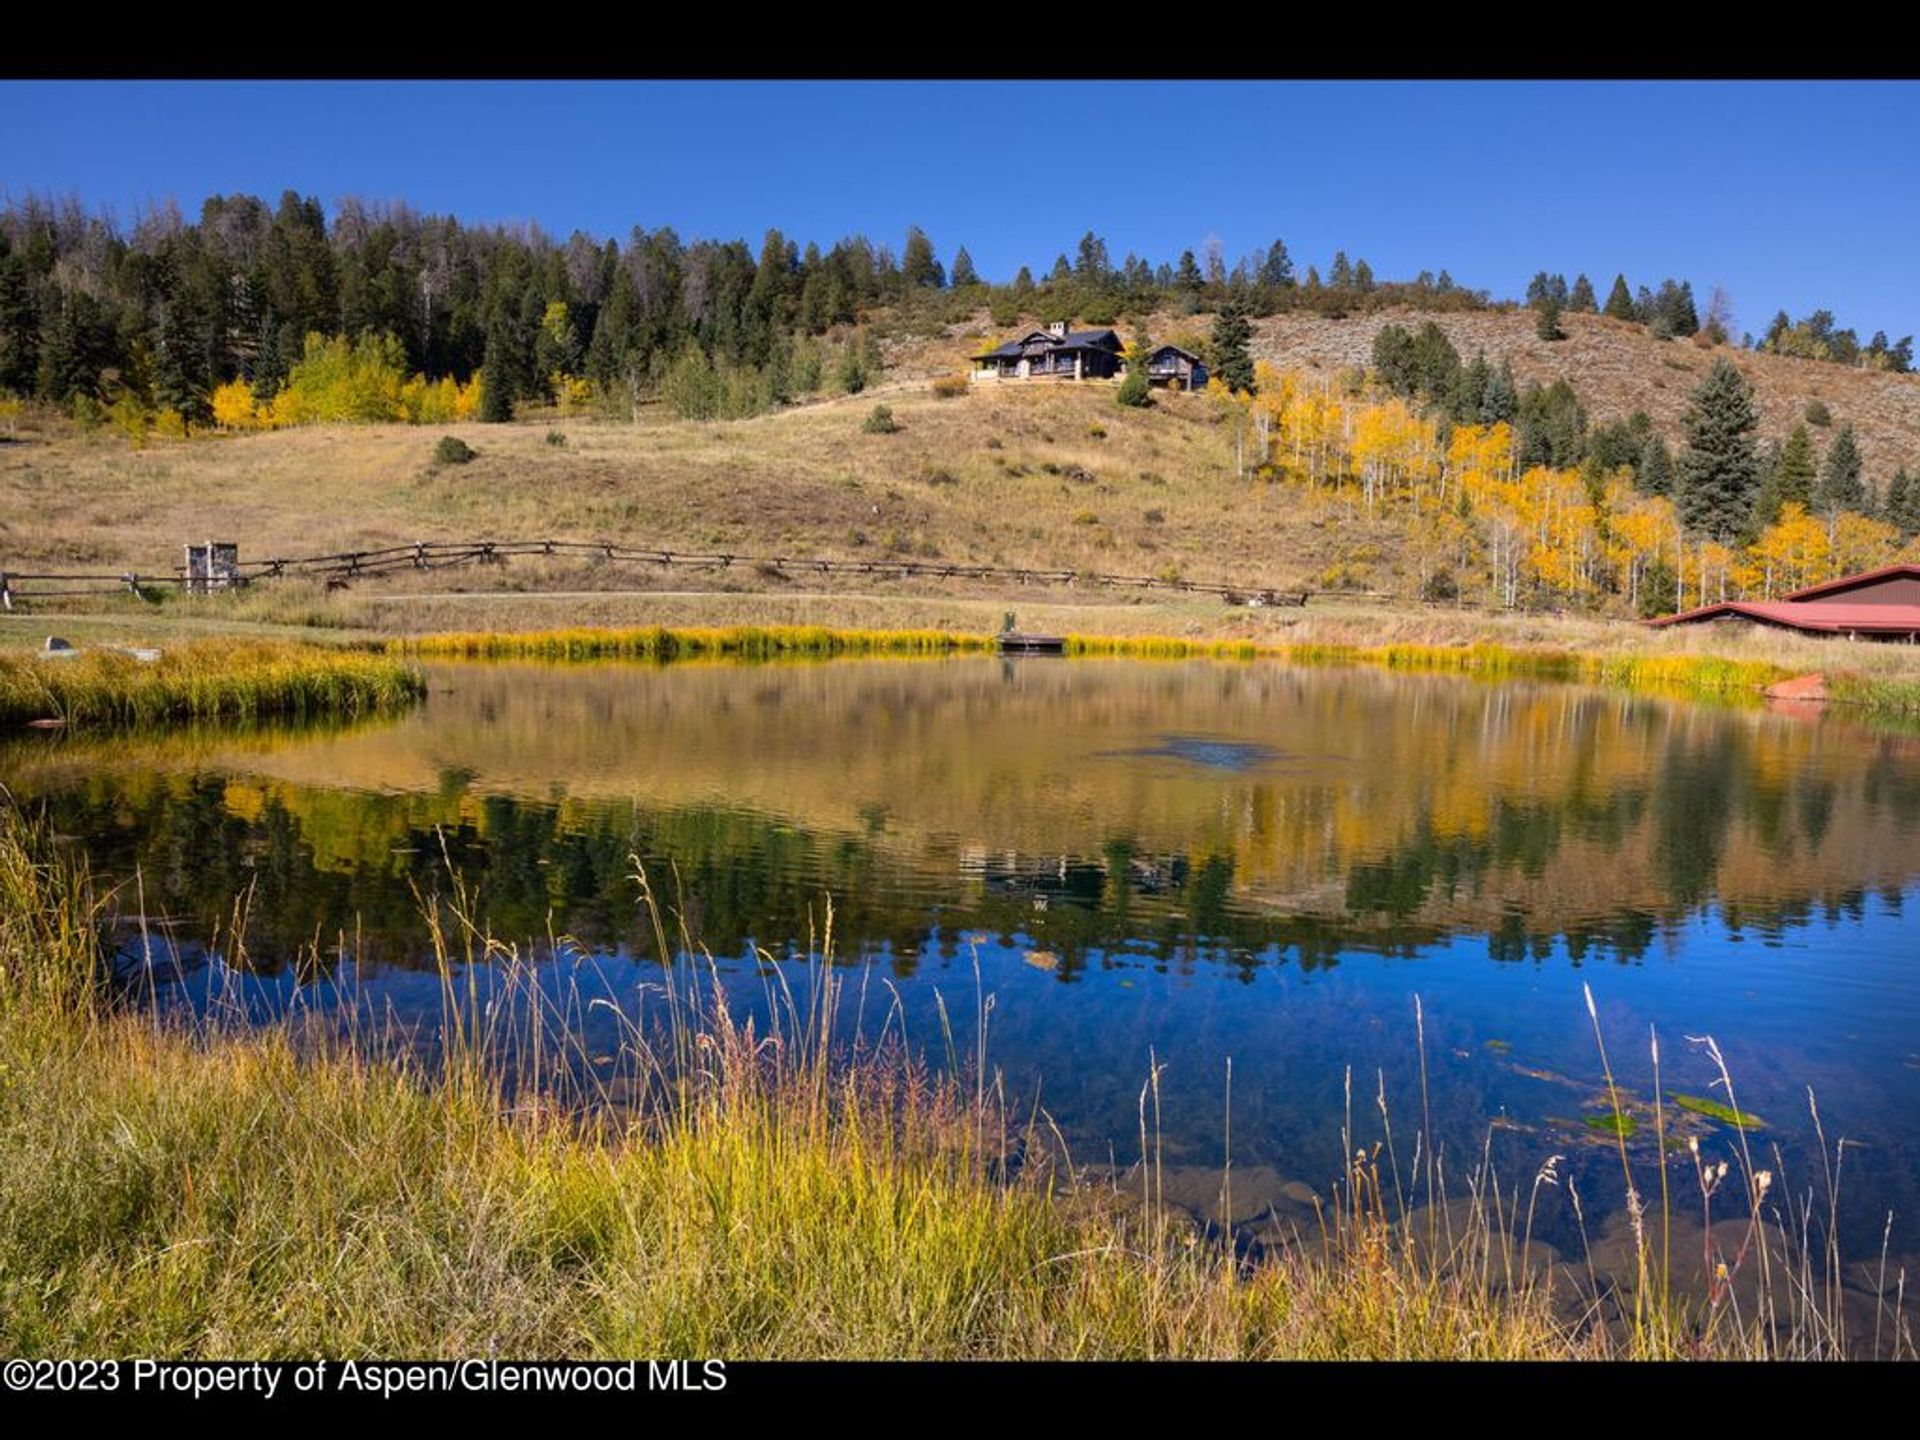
398,624,994,662
393,620,1920,717
0,809,1907,1360
0,639,425,729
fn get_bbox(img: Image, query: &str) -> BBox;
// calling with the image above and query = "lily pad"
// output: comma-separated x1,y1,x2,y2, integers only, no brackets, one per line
1669,1093,1766,1130
1584,1111,1639,1138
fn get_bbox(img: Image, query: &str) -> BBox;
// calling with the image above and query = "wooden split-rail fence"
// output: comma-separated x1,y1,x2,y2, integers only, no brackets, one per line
0,537,1321,611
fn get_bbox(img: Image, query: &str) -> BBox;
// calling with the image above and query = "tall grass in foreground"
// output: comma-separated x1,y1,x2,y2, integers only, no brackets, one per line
0,808,1906,1359
0,640,425,729
399,624,993,662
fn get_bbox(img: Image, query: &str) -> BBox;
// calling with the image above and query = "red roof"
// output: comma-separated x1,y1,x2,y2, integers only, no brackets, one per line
1782,562,1920,602
1648,599,1920,634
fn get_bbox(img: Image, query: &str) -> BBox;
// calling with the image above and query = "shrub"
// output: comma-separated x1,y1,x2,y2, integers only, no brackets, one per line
434,435,477,466
930,374,970,399
1805,399,1832,428
545,429,567,447
1421,569,1460,603
923,467,958,487
1073,510,1099,525
1087,424,1107,439
1143,508,1165,525
1116,368,1151,408
862,404,899,435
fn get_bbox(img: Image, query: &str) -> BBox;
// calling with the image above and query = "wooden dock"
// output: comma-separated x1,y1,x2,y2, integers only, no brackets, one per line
996,632,1066,655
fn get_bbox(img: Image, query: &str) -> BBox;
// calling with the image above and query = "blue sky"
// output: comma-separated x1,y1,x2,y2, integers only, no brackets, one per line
4,80,1917,341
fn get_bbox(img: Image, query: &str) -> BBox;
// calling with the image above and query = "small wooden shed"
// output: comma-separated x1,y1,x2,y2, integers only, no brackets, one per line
1144,344,1208,390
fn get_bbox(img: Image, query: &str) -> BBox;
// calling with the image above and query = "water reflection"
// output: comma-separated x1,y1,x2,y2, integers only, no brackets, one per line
7,656,1920,1256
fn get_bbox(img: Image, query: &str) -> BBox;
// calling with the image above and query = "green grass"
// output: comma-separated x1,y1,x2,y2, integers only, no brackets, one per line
0,639,424,729
1671,1093,1768,1130
398,624,993,663
0,809,1904,1359
1585,1111,1640,1138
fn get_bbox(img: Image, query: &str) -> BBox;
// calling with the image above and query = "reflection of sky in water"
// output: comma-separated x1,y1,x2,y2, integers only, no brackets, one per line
11,656,1920,1260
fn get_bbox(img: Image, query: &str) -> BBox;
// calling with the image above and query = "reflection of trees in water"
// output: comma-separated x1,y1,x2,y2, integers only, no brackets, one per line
35,698,1920,979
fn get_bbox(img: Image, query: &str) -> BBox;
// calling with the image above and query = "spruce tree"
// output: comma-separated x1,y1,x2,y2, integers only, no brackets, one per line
949,247,979,288
1764,423,1817,520
1328,251,1354,290
1536,295,1565,342
1569,274,1596,312
1481,360,1518,426
479,335,514,422
1116,330,1152,408
1813,422,1865,515
1676,358,1761,541
1603,274,1636,320
1211,300,1255,393
901,227,943,288
1639,435,1674,497
1259,238,1293,287
1887,466,1920,538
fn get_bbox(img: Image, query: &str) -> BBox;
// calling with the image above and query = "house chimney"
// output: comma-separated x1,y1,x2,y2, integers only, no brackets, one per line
1047,319,1069,339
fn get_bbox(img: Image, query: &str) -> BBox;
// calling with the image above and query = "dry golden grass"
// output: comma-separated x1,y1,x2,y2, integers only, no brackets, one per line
0,382,1388,591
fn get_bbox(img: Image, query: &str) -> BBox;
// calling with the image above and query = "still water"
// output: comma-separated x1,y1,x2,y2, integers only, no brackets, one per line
9,656,1920,1261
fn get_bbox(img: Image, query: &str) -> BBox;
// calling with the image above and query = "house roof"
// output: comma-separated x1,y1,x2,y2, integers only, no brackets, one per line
1780,563,1920,603
971,328,1122,360
1147,344,1203,363
1647,599,1920,634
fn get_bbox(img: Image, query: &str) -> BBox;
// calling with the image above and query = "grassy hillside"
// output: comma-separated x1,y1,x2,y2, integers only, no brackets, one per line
1,381,1393,591
901,307,1920,478
3,302,1918,613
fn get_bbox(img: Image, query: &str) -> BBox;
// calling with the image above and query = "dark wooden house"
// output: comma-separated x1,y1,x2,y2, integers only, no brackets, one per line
1144,344,1208,390
971,320,1125,381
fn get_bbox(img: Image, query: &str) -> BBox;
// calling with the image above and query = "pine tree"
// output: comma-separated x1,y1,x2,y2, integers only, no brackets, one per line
1813,422,1865,515
479,334,514,422
1352,258,1374,293
1887,466,1920,538
1753,422,1817,528
949,247,979,288
1536,294,1565,342
1569,274,1596,312
1603,274,1636,320
1676,358,1761,541
1638,435,1674,497
901,227,943,288
1481,359,1518,426
1328,251,1354,290
1258,238,1293,287
1450,352,1492,424
1211,300,1255,393
1175,250,1203,292
1116,330,1151,408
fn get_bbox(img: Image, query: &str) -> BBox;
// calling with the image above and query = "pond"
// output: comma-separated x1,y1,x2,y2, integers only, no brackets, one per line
9,655,1920,1269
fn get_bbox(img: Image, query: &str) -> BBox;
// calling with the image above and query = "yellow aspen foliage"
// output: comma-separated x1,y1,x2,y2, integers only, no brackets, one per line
454,376,483,420
1829,512,1901,580
210,379,261,430
551,373,595,413
1749,503,1831,596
